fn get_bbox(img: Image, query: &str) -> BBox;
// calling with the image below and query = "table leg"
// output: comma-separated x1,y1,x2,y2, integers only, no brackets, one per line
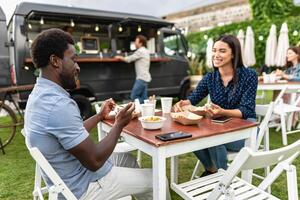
171,156,178,184
153,147,166,200
241,127,257,183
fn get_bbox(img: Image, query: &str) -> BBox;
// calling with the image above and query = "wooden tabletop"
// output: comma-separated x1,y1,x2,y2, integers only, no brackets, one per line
24,57,171,64
103,113,258,147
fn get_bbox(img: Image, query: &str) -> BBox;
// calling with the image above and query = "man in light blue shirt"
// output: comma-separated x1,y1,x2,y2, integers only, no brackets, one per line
25,28,167,200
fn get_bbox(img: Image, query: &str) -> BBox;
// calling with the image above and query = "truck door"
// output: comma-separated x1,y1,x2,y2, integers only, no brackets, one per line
0,6,10,87
157,28,190,98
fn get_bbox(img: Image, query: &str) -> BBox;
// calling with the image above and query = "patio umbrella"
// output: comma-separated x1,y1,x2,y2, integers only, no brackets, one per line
206,38,214,68
244,26,256,67
237,29,245,63
265,24,277,67
275,22,289,67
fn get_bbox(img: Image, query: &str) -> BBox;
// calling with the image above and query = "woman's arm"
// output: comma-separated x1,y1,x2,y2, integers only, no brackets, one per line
237,70,258,119
187,73,210,105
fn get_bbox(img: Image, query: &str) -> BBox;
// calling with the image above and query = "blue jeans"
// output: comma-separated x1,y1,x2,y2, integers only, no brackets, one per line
130,79,148,103
194,118,257,170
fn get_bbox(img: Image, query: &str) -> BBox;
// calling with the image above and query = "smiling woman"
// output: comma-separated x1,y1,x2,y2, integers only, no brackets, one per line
173,34,258,174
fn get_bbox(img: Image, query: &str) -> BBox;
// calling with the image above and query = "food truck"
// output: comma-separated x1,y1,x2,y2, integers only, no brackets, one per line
0,2,190,119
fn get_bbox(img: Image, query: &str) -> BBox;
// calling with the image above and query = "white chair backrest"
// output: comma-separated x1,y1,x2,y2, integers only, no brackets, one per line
255,102,274,150
241,140,300,170
29,147,78,200
274,86,287,105
208,140,300,199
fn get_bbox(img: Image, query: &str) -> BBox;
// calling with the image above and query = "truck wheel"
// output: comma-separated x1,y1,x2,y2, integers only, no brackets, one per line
72,94,93,120
179,82,193,100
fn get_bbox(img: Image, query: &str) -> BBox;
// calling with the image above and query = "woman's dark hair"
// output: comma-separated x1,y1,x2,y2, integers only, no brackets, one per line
285,46,300,68
30,28,74,68
136,35,147,47
214,35,244,85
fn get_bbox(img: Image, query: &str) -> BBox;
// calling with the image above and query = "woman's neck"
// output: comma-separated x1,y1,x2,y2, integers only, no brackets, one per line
292,60,298,67
218,64,234,77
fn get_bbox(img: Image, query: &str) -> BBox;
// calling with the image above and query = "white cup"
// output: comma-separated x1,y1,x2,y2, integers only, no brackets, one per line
141,104,155,117
263,74,270,83
144,99,156,114
134,99,141,113
161,97,173,113
269,74,276,83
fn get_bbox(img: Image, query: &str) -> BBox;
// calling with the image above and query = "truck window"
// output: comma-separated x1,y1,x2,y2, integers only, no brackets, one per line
163,33,186,57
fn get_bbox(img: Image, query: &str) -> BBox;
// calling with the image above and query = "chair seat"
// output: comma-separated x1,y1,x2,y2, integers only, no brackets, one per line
172,171,279,200
114,142,137,153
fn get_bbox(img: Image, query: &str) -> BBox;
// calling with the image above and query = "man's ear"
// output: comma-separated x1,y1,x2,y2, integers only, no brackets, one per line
49,55,61,68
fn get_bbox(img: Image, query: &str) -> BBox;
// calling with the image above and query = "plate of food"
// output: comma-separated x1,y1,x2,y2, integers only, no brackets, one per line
170,111,203,125
138,116,166,130
184,105,206,116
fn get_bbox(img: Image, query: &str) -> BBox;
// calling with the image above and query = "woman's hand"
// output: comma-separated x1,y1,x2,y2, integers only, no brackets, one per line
99,98,116,120
275,69,283,77
205,103,225,118
173,100,191,112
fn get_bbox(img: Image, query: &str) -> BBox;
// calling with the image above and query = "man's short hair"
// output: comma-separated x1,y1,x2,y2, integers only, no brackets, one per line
30,28,75,68
136,35,147,47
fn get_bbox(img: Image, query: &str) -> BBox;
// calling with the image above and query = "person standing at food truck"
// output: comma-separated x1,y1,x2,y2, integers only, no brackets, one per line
115,35,151,103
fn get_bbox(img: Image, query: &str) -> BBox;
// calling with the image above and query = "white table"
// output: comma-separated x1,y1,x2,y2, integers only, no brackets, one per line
100,115,257,200
258,81,300,91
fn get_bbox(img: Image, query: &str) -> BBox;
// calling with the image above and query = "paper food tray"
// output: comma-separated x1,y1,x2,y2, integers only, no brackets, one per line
170,111,203,125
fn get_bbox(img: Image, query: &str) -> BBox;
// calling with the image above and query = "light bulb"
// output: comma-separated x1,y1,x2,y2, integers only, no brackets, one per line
137,26,142,32
40,17,44,25
293,30,298,36
28,23,32,29
70,19,75,27
157,30,161,35
95,24,99,32
118,26,123,32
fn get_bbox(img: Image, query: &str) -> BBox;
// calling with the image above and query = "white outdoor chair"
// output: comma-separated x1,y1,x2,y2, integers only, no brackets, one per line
95,103,142,167
29,147,78,200
22,129,132,200
271,87,300,145
21,129,50,200
191,102,275,182
172,140,300,200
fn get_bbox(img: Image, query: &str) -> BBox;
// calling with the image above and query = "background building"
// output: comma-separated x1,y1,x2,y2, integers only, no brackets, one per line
164,0,251,34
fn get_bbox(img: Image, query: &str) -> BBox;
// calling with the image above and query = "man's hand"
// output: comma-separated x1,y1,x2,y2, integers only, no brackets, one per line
115,55,125,61
114,102,135,128
99,98,115,120
173,100,191,112
205,103,225,118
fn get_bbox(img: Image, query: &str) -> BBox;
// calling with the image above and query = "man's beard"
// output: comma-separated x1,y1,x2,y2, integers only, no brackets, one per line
59,71,77,90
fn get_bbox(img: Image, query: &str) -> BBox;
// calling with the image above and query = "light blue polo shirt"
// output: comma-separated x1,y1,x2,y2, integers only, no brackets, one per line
25,77,113,199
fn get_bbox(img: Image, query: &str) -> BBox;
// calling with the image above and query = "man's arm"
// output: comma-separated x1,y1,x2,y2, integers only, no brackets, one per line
115,49,143,63
68,103,135,171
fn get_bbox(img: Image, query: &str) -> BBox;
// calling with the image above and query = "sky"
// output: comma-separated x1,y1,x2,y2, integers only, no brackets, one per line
0,0,224,21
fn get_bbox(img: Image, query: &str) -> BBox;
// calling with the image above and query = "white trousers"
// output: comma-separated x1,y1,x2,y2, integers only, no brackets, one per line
80,152,171,200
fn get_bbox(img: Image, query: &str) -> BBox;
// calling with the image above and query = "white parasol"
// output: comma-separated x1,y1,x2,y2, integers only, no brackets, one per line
244,26,256,67
206,38,214,68
275,22,289,67
265,24,277,67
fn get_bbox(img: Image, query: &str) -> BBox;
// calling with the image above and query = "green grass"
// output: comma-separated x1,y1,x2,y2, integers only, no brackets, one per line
0,91,299,199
